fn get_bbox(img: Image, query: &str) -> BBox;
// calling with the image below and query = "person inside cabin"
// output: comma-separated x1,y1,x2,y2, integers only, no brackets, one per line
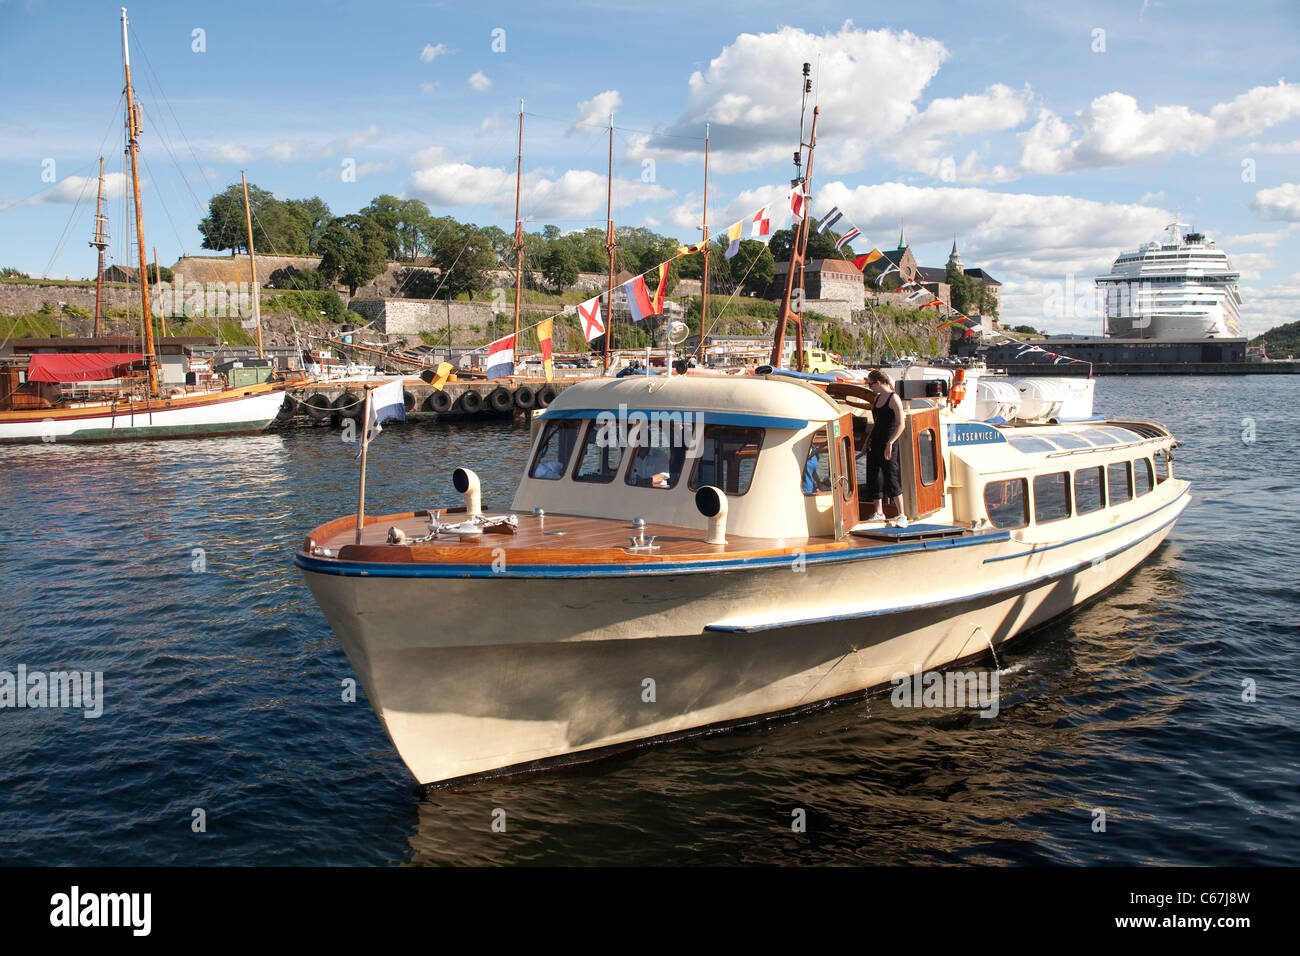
802,432,831,494
629,444,673,488
862,369,907,526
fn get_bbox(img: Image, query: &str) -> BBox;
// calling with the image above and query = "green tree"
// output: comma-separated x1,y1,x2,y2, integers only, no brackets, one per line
430,221,497,300
316,215,388,295
361,195,431,260
770,220,849,263
1,266,29,279
728,240,775,294
542,245,579,293
198,183,312,255
284,196,333,253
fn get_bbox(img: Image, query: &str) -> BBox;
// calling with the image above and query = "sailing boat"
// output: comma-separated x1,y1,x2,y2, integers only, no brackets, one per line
0,8,285,444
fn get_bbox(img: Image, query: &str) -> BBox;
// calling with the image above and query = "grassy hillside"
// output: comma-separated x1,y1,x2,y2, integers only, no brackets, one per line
1252,320,1300,358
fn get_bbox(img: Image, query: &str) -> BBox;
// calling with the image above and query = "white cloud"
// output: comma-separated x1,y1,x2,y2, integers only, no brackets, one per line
1219,223,1299,247
467,72,492,92
1019,81,1300,173
479,114,502,134
1245,139,1300,154
420,43,448,63
30,172,129,205
1251,183,1300,221
407,158,672,219
877,83,1030,183
642,22,948,174
1140,191,1165,204
420,82,437,96
572,90,621,135
208,125,381,165
1238,271,1300,338
814,180,1177,333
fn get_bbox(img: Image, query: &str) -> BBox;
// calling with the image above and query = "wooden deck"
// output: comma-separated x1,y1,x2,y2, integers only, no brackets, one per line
306,506,857,566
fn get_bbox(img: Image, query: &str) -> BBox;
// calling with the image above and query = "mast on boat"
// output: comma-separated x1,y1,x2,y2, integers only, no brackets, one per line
604,114,616,374
90,156,108,338
240,170,264,360
770,62,818,371
121,7,158,395
695,124,710,364
512,99,524,354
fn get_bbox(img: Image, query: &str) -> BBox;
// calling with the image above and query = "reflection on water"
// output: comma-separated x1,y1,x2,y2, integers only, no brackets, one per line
1,380,1297,865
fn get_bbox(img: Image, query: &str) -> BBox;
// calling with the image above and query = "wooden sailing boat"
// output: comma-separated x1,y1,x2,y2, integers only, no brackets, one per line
0,8,286,443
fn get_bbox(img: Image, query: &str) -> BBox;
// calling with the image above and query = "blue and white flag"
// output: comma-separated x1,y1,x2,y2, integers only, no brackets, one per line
816,207,843,235
356,379,407,458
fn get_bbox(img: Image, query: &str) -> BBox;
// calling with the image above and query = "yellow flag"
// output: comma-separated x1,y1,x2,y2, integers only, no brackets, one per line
537,318,554,382
428,361,453,391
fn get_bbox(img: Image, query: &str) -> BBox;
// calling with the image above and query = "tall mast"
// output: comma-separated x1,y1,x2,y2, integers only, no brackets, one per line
240,170,263,359
603,114,616,373
696,124,710,364
771,63,817,371
121,7,158,395
90,156,108,337
512,99,524,350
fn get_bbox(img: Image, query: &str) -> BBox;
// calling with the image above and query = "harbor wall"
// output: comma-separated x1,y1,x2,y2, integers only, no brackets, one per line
0,282,139,317
348,298,498,336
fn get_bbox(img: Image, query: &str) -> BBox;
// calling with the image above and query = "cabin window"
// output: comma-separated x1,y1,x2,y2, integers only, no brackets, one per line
1154,449,1169,483
983,478,1029,529
918,428,938,485
1033,472,1071,523
529,419,581,480
1108,461,1133,504
1134,458,1154,496
1074,466,1105,515
690,426,764,496
802,431,832,495
625,421,689,490
572,420,626,483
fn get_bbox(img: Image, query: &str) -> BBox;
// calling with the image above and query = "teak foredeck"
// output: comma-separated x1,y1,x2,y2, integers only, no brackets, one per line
307,507,984,567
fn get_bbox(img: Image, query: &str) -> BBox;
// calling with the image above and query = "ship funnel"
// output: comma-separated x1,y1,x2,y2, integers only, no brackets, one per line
453,467,481,516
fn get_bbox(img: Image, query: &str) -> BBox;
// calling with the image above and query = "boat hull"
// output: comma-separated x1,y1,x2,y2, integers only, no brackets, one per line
299,485,1189,786
0,388,286,444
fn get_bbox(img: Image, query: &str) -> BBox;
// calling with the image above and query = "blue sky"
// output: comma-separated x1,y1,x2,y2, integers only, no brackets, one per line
2,0,1297,334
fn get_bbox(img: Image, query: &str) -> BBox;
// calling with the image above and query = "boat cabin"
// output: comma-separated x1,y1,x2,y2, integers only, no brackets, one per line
510,373,1178,544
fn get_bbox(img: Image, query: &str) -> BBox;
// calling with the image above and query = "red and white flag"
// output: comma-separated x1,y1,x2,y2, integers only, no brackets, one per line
577,296,605,342
788,187,805,221
751,205,772,240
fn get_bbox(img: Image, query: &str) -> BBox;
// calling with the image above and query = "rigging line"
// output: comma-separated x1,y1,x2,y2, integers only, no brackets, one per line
139,152,189,262
40,163,97,280
129,25,219,214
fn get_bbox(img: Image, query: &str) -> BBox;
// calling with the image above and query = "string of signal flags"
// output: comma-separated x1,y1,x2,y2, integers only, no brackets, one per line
483,186,1088,375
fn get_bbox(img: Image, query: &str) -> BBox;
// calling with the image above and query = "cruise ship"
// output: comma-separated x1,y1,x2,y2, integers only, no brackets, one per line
1096,222,1243,338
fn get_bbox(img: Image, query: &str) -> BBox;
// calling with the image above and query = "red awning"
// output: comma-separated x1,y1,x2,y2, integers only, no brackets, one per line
25,352,145,383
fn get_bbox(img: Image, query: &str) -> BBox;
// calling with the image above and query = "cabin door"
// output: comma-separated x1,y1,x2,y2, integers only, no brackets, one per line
905,406,945,519
829,412,859,538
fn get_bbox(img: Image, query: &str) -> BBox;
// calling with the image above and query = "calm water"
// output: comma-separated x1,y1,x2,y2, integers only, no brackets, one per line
1,376,1296,866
